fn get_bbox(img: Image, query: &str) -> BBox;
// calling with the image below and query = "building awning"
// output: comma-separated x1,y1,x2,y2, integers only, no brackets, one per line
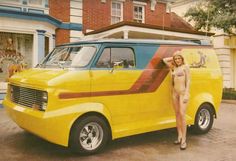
0,9,82,31
85,21,214,40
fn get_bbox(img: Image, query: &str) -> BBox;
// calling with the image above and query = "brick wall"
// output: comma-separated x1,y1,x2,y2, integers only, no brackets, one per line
83,0,111,33
49,0,70,22
83,0,171,33
55,29,70,45
123,0,133,21
145,2,171,27
49,0,177,44
49,0,70,45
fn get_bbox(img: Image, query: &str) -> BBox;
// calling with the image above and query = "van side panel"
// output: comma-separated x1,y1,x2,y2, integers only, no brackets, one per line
73,45,222,139
90,45,182,139
104,46,223,139
181,48,223,124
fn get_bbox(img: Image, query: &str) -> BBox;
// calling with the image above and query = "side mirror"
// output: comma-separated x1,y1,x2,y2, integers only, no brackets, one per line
110,60,123,73
110,67,114,73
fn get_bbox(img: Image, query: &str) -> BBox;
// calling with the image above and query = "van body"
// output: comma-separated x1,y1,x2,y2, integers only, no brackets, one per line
3,39,223,154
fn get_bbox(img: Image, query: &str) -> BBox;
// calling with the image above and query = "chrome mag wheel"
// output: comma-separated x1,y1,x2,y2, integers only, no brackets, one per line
79,122,104,151
69,115,109,155
191,104,214,134
198,108,211,130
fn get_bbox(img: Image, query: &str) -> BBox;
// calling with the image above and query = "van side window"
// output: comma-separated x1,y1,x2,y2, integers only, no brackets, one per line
96,48,135,68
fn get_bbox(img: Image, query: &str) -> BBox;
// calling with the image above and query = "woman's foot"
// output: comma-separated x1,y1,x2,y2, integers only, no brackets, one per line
180,140,187,150
173,138,181,145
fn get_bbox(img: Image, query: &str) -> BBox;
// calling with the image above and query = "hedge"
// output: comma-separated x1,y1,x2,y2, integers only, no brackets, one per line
222,88,236,100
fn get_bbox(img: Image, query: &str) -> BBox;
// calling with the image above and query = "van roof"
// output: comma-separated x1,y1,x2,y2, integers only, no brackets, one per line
59,39,211,47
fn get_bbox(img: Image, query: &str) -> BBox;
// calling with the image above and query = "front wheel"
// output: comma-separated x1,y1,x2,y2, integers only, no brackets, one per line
191,104,214,134
69,115,110,155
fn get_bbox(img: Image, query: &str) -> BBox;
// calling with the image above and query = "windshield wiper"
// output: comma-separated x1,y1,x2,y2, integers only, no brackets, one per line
36,63,44,68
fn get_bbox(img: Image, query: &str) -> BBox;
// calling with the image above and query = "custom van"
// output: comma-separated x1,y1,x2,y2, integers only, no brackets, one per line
3,39,223,154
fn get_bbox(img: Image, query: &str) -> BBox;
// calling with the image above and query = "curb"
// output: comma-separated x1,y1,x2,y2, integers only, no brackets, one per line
221,99,236,104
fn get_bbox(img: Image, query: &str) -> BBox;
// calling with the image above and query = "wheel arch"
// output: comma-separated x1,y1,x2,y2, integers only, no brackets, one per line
190,93,218,124
196,102,216,119
69,111,113,145
190,101,216,134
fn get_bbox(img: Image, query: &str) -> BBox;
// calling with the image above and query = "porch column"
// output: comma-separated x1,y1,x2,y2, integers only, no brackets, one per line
213,34,232,88
37,30,46,63
123,30,129,39
52,34,56,48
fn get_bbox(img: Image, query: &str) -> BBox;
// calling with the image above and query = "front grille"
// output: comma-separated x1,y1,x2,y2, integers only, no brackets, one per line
10,85,46,110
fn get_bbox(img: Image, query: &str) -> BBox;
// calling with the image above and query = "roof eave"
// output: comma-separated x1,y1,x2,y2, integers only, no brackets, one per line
85,21,215,36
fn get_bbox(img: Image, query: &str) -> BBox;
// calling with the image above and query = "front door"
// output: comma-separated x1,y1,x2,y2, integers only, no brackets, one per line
90,46,143,133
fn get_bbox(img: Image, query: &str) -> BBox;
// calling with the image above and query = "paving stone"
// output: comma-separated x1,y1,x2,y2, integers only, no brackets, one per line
0,103,236,161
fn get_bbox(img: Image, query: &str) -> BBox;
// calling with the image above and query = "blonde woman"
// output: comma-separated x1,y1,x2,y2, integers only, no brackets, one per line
163,52,190,150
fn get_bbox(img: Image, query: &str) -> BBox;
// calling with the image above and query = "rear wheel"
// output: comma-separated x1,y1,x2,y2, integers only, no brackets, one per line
69,115,109,155
191,104,214,134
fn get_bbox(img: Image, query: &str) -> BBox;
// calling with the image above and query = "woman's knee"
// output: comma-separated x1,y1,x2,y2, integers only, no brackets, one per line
179,110,186,118
175,111,181,117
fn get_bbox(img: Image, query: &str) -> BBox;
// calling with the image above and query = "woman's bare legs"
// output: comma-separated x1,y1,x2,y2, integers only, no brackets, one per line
179,94,188,149
172,92,182,142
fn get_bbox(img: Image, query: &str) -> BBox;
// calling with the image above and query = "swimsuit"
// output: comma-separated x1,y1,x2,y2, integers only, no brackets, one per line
171,65,189,102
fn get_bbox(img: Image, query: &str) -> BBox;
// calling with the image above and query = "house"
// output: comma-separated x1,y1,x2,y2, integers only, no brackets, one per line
0,0,211,92
82,0,211,40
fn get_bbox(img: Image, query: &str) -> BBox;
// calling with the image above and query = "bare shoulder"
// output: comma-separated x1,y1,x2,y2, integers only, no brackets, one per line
184,64,190,70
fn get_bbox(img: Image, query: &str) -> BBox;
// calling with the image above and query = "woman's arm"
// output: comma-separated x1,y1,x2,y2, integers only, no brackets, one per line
162,57,173,68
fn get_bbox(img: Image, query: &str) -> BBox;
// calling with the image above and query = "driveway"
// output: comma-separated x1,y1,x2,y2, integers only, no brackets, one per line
0,103,236,161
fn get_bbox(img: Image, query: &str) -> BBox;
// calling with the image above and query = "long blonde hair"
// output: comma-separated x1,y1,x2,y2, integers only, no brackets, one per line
173,53,185,67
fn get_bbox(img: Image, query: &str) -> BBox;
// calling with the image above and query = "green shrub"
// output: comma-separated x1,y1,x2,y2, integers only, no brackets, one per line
222,88,236,100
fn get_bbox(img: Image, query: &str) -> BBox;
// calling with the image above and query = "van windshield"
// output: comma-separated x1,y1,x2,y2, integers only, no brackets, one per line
40,46,97,68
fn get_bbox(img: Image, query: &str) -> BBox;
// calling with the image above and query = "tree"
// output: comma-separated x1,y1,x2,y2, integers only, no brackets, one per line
184,0,236,33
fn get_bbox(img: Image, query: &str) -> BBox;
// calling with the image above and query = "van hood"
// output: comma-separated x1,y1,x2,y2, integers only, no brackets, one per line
9,68,68,88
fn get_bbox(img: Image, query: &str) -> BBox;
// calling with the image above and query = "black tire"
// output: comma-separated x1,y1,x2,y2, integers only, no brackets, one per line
69,115,110,155
191,104,214,134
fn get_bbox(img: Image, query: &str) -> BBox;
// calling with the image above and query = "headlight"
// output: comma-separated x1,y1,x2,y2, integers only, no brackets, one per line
8,85,13,100
41,92,48,111
42,92,48,102
41,102,47,111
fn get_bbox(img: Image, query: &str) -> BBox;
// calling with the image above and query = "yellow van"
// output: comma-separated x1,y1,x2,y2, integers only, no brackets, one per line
3,39,223,154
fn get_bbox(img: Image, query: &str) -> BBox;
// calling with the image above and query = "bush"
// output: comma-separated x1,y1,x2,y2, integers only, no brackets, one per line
222,88,236,100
